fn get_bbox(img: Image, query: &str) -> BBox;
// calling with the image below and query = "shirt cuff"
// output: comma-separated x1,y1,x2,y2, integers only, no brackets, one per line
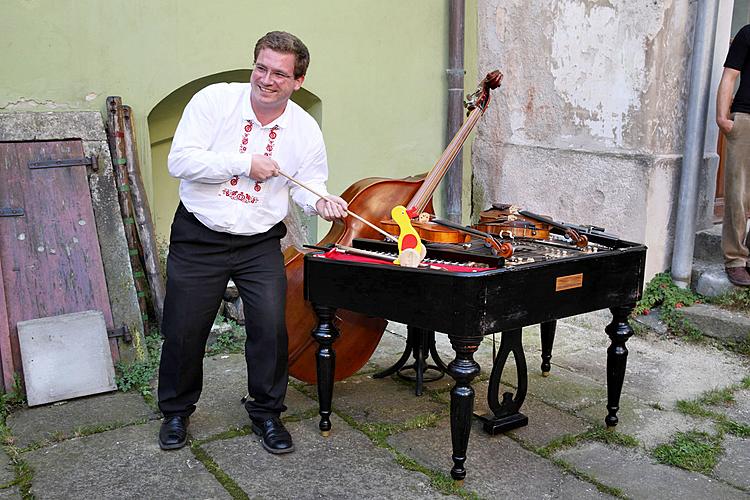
228,153,252,177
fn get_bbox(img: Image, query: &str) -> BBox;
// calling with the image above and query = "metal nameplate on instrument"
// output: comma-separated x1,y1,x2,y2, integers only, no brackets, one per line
555,273,583,291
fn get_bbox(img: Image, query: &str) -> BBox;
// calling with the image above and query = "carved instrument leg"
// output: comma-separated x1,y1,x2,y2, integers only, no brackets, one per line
605,305,634,428
477,328,529,434
447,335,482,482
540,320,557,376
312,304,340,436
375,326,446,396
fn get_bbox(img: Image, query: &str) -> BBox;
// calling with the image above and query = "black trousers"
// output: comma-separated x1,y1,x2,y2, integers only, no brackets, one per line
158,203,288,421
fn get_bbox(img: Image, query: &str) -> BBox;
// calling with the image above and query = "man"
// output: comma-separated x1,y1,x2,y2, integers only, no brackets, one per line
157,31,348,453
718,24,750,287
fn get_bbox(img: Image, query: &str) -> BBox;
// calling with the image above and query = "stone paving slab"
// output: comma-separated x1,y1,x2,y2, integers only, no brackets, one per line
576,398,715,449
555,441,747,499
387,417,607,499
714,435,750,490
524,368,607,412
322,373,447,425
708,388,750,426
537,322,749,406
0,487,19,498
0,452,14,487
24,421,230,499
7,391,157,449
188,354,318,440
203,414,449,499
470,383,592,449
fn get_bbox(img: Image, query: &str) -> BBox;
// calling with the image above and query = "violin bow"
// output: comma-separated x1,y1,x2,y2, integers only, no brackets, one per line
276,170,398,243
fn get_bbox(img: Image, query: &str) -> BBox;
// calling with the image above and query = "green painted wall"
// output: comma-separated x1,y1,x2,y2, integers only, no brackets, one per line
2,0,478,241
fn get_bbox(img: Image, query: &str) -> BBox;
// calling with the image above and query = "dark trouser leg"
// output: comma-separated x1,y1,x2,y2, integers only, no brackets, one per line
605,305,634,427
236,225,289,422
158,205,231,417
722,113,750,267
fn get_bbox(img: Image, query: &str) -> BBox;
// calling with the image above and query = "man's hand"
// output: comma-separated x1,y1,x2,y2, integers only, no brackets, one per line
718,117,734,135
249,154,280,181
316,195,348,221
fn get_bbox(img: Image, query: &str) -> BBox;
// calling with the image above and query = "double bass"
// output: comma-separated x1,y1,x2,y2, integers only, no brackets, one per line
284,70,503,383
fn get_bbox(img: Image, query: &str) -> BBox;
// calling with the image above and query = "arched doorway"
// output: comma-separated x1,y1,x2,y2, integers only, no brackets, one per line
147,70,322,245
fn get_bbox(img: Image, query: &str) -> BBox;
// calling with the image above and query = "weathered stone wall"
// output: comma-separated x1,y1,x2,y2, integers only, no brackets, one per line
474,0,713,279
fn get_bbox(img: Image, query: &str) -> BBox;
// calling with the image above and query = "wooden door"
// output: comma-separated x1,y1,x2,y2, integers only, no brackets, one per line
0,140,117,391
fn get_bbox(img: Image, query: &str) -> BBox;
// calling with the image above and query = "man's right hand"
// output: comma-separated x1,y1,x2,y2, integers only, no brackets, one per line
249,154,280,182
718,117,734,136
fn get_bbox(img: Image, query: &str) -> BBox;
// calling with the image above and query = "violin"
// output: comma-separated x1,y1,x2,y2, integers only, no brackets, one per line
473,203,551,240
475,203,588,248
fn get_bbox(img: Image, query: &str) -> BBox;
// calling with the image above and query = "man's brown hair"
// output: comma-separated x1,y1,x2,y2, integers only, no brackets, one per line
254,31,310,79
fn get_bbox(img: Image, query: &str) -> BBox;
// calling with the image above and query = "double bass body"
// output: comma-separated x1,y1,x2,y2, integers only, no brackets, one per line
285,71,503,384
285,175,433,383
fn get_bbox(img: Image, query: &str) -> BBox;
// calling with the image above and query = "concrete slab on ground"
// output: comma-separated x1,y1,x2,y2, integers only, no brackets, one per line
0,452,14,487
24,421,230,499
524,368,607,412
471,383,592,449
709,388,750,425
692,261,737,297
203,414,448,499
187,354,318,441
576,398,715,449
319,373,446,425
535,323,749,407
714,434,750,490
0,487,19,498
680,303,750,342
387,417,607,499
554,441,747,499
17,310,116,407
7,391,157,449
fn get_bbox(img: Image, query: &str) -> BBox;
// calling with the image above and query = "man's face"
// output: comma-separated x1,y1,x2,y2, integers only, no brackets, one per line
250,48,304,115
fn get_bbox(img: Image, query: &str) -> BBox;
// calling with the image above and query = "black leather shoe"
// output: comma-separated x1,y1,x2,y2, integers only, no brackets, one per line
251,417,295,454
159,416,189,450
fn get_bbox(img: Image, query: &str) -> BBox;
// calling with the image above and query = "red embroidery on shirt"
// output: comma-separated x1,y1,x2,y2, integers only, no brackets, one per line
221,188,259,204
229,122,280,201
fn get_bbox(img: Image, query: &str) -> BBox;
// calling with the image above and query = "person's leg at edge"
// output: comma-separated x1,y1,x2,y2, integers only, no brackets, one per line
722,114,750,286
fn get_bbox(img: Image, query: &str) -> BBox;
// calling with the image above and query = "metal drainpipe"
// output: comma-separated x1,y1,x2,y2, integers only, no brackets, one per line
443,0,465,223
671,0,720,288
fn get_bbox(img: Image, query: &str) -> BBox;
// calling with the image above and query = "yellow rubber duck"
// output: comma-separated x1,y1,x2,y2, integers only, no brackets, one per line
391,205,426,267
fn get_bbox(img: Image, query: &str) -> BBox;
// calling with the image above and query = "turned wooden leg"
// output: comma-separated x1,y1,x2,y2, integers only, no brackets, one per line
312,304,340,436
447,335,482,483
540,320,557,376
605,305,634,428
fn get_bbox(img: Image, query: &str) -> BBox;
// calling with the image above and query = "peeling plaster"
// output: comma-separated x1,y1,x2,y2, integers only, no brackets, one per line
549,0,665,146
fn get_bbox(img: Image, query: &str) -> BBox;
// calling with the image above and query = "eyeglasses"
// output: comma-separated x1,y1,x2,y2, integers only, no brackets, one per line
252,64,295,82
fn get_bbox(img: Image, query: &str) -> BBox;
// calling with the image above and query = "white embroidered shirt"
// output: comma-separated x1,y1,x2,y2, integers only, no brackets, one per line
168,82,329,235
